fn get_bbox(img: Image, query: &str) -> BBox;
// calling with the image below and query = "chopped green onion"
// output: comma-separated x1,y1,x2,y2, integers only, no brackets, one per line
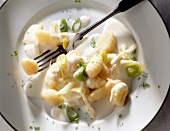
66,105,79,123
72,18,82,32
60,18,68,32
73,66,88,81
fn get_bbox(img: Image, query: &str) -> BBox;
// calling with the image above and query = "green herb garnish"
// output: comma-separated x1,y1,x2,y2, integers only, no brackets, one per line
29,126,33,129
77,58,86,68
34,126,40,130
75,0,80,3
137,77,141,80
132,49,136,54
29,84,32,88
91,37,96,48
140,82,150,88
11,50,18,56
119,114,123,118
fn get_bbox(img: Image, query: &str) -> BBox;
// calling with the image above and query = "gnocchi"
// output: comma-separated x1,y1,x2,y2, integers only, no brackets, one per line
21,58,39,75
21,18,144,122
110,82,128,106
97,31,117,53
86,54,103,78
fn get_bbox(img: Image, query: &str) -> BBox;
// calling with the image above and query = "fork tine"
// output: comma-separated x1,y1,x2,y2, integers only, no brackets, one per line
38,50,64,68
34,49,51,60
37,53,62,72
35,45,62,63
34,45,67,72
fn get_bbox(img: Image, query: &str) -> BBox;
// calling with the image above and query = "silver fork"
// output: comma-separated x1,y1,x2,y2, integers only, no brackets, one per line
34,0,144,72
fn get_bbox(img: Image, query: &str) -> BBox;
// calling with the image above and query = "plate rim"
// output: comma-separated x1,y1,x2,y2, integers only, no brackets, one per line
0,0,170,131
140,1,170,130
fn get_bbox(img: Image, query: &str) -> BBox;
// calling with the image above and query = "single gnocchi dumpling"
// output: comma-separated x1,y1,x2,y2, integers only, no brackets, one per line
44,75,61,90
85,76,106,89
98,64,111,80
88,79,121,102
35,29,61,51
21,58,39,75
86,55,103,78
42,89,63,105
45,67,72,91
110,82,128,106
97,31,117,53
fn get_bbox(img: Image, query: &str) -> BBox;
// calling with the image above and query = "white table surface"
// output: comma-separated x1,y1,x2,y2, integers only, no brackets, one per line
1,0,170,131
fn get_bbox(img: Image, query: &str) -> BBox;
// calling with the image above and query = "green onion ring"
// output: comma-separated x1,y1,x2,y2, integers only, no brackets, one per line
66,105,79,123
72,17,82,32
60,18,68,32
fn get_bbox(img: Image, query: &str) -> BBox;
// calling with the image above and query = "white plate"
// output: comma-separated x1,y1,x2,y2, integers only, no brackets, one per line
0,0,170,131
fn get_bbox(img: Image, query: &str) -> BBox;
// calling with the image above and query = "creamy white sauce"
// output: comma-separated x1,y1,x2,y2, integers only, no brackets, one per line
24,18,136,122
51,106,69,122
80,15,90,27
24,44,38,59
102,19,136,48
50,19,135,121
24,72,46,98
23,24,42,58
75,34,100,57
23,24,41,44
93,97,116,119
66,53,80,73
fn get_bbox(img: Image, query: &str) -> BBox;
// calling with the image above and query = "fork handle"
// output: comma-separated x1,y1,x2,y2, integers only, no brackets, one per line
77,0,144,40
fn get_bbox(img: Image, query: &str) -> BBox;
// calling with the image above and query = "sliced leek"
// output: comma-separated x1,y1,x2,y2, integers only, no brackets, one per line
66,105,79,123
113,59,144,78
60,18,68,32
73,66,88,82
72,18,82,32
